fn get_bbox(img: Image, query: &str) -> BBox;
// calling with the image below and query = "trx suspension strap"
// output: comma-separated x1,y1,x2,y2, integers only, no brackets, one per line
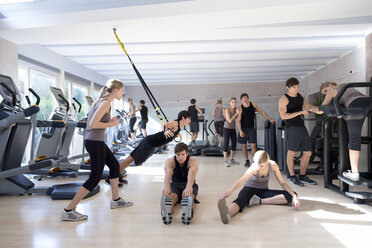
113,28,168,124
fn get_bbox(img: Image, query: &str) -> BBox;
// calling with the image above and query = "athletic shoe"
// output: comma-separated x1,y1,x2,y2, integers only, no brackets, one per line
342,170,360,181
290,176,304,187
248,195,261,207
160,195,173,225
61,209,88,221
217,198,231,224
229,159,239,165
105,177,123,187
224,161,230,167
244,160,251,167
110,198,133,209
181,196,193,225
299,175,317,185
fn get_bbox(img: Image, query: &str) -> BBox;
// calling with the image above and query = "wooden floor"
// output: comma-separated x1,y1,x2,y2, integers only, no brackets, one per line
0,152,371,248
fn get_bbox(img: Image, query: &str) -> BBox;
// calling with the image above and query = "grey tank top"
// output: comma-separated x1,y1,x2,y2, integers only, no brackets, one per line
214,106,224,122
338,88,364,108
130,104,136,118
244,163,272,189
85,98,111,141
223,108,236,129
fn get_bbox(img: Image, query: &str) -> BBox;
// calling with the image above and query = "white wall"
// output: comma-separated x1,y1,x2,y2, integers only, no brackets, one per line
0,37,18,82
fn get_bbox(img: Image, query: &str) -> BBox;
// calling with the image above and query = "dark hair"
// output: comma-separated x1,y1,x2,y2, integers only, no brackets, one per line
140,100,145,105
174,142,189,154
286,77,299,88
177,110,191,121
240,93,249,100
190,98,196,104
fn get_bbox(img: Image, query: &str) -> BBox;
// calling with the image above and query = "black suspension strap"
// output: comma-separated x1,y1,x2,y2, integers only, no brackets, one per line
113,28,168,124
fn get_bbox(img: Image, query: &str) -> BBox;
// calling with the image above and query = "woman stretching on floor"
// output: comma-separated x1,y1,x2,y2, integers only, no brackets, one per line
217,150,300,224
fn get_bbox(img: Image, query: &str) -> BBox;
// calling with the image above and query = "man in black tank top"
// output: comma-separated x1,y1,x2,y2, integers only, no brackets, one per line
160,142,199,225
187,98,204,146
137,100,148,137
278,78,317,186
237,93,276,167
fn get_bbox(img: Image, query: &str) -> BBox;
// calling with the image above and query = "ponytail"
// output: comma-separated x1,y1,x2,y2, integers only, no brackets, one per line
92,79,123,107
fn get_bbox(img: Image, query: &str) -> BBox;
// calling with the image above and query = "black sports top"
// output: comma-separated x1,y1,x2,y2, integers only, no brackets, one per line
148,120,181,147
171,155,191,184
187,105,198,122
241,102,256,128
140,105,148,119
284,93,304,126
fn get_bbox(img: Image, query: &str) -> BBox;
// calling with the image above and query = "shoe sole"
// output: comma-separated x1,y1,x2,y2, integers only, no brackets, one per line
181,196,193,225
160,196,172,225
289,181,304,187
299,180,317,185
111,201,133,209
217,198,228,224
61,216,88,221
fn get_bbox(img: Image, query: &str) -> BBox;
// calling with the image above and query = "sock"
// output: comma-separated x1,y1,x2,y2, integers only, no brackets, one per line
64,208,72,212
114,197,121,201
299,174,306,179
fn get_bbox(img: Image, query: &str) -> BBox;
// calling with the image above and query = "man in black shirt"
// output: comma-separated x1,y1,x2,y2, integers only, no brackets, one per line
237,93,275,167
137,100,148,137
160,142,199,225
278,78,317,186
187,99,203,146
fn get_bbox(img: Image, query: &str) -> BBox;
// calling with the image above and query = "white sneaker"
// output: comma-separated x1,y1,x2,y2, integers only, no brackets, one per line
249,195,261,207
61,209,88,221
181,196,193,225
224,161,230,167
160,195,173,225
342,170,359,181
111,198,133,209
229,159,239,165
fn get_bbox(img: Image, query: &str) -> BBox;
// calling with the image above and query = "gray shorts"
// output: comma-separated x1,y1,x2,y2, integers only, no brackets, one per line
237,127,257,144
190,121,199,133
285,125,312,151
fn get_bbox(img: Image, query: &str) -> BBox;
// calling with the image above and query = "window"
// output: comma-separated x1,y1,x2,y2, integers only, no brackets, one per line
17,67,28,107
72,84,88,120
30,70,56,120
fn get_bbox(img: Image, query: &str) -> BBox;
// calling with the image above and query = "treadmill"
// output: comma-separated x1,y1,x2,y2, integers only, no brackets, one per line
0,74,99,199
188,109,210,155
201,120,224,156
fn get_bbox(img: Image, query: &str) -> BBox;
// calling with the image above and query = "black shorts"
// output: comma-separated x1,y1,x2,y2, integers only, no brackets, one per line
214,121,224,136
190,121,199,133
171,182,198,202
237,127,257,144
130,136,155,165
139,118,148,129
233,186,293,212
285,125,312,151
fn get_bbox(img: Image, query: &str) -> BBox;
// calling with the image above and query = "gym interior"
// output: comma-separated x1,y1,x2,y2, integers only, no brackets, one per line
0,1,372,247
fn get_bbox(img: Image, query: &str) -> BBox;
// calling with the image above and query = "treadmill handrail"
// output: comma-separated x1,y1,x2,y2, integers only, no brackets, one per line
208,120,215,136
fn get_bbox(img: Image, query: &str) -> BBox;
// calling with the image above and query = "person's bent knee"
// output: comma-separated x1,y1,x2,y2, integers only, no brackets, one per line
83,179,100,192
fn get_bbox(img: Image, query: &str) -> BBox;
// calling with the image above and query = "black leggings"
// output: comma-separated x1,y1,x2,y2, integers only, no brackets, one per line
129,117,137,133
83,140,120,191
233,186,293,212
347,97,372,151
223,128,237,152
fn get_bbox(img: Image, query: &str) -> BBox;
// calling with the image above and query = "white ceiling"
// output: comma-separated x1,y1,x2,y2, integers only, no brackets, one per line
0,0,372,85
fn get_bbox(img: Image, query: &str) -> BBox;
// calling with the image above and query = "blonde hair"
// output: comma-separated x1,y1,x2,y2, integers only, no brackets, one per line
320,82,338,93
216,99,222,105
230,97,236,102
93,79,123,107
253,150,269,164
